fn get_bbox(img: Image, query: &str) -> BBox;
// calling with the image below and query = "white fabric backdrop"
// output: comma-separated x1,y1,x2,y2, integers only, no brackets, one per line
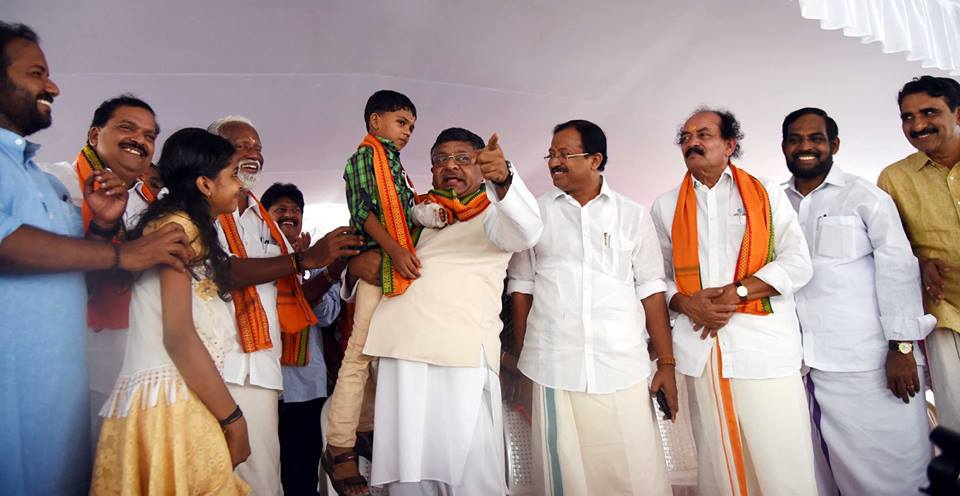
6,0,956,235
798,0,960,76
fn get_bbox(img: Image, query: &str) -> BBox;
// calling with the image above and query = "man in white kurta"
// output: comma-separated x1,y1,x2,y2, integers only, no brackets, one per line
41,95,162,446
781,108,934,495
211,116,362,495
361,127,542,495
507,119,676,496
651,108,818,495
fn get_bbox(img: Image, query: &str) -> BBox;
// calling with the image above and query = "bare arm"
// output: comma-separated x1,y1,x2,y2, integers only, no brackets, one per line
363,212,419,279
510,292,533,357
159,266,249,465
1,223,191,274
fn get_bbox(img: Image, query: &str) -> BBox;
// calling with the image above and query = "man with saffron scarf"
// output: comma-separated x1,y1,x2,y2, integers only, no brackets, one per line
43,94,163,445
650,108,817,495
209,115,361,495
507,119,675,496
352,127,542,495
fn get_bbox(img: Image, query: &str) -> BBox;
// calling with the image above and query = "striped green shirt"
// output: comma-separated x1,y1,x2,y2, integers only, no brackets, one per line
343,136,418,250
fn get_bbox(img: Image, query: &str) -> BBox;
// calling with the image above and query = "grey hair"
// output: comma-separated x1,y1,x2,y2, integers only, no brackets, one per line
207,115,256,136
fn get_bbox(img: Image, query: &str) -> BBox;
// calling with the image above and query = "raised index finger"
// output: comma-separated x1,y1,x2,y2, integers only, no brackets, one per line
486,133,500,151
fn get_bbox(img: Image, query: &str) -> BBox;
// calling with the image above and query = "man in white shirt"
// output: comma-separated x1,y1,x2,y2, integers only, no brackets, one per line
651,108,818,495
209,116,361,495
41,94,162,446
507,119,676,495
781,107,934,495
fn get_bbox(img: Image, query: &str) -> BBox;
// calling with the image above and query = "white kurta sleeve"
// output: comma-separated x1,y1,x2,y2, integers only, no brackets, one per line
634,208,668,299
507,249,535,295
866,192,936,341
483,166,543,253
752,181,813,296
650,197,680,307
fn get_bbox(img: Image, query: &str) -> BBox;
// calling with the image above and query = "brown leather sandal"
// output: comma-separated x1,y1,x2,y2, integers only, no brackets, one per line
321,446,371,496
355,430,374,460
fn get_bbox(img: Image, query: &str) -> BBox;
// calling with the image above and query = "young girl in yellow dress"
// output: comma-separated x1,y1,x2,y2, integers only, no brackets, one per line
91,128,250,494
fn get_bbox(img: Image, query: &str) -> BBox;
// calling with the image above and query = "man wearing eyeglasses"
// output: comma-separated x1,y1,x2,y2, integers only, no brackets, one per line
349,127,542,494
507,119,676,495
650,108,817,494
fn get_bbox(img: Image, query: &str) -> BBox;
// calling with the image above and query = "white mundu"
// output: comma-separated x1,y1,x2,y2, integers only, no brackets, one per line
508,179,672,495
785,165,934,496
216,200,292,496
651,166,818,495
364,172,542,495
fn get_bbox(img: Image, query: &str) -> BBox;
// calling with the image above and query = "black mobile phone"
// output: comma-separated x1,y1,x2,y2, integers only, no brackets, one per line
656,388,672,420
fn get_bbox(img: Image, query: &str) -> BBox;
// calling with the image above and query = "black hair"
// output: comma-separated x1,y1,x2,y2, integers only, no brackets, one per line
552,119,608,171
130,128,235,300
782,107,839,142
678,107,746,159
0,21,39,76
363,90,416,131
261,182,305,211
90,94,160,134
430,127,485,154
898,76,960,111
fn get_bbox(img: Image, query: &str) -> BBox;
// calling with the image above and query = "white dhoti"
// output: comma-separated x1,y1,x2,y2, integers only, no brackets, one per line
530,380,672,496
806,367,931,496
371,353,506,496
228,382,282,496
688,344,818,496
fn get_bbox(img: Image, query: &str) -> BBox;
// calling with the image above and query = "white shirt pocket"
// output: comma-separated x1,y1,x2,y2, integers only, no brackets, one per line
815,215,868,260
602,235,635,282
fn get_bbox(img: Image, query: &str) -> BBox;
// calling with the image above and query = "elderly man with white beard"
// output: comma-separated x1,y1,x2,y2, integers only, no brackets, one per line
208,116,362,495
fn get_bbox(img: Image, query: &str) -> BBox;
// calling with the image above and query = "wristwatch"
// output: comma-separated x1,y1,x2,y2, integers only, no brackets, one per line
889,341,914,355
733,281,748,302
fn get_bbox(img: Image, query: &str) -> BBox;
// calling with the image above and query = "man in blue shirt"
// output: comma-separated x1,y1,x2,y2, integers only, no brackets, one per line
0,22,192,495
262,182,346,496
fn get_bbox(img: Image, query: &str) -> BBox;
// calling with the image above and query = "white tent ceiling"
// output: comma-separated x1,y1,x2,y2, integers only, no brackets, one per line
5,0,956,233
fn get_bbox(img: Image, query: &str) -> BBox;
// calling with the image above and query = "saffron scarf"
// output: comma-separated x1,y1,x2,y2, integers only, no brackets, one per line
671,163,775,315
359,134,417,297
421,184,491,222
218,192,318,366
75,145,141,330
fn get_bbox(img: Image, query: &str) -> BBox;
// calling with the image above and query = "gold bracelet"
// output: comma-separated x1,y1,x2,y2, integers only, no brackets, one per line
658,356,677,367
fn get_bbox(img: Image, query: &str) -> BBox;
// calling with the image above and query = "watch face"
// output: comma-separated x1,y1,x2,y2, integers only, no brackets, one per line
898,342,914,355
736,285,748,298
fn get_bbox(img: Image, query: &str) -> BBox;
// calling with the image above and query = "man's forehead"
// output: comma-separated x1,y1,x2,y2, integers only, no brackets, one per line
433,140,475,153
107,106,156,127
683,113,721,132
6,38,46,68
900,92,950,112
221,122,260,140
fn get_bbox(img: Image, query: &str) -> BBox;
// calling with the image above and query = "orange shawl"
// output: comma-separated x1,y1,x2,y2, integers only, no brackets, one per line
420,185,491,223
359,134,417,297
671,163,774,315
219,193,318,366
75,145,138,330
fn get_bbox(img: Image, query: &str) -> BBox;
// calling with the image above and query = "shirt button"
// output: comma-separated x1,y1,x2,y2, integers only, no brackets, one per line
15,138,23,145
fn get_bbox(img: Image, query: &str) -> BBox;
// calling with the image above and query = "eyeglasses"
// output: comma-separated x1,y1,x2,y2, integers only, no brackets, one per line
431,153,474,167
543,152,591,162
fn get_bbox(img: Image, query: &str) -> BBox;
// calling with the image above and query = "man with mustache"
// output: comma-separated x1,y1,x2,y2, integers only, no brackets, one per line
351,127,542,494
878,76,960,433
782,107,934,495
208,115,361,496
650,108,817,495
507,119,676,495
43,94,164,444
261,181,346,496
0,22,192,494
